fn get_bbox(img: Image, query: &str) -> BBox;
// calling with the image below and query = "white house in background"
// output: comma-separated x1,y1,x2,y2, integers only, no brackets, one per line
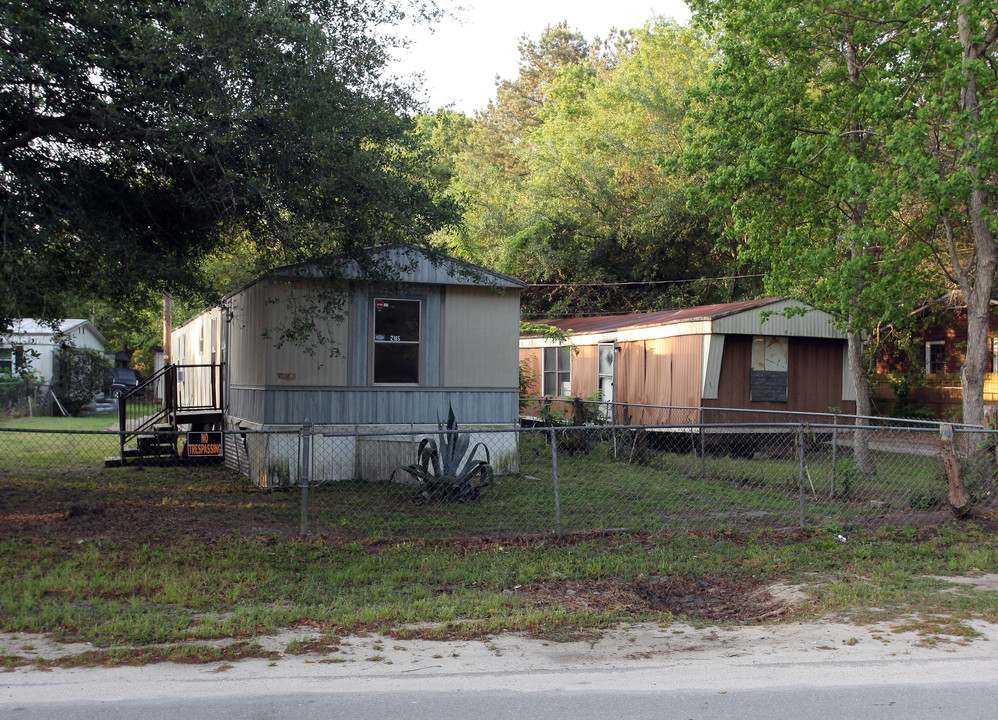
1,319,109,383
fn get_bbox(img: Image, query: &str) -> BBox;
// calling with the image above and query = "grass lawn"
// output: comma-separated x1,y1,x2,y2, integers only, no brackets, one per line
2,420,996,668
0,411,120,431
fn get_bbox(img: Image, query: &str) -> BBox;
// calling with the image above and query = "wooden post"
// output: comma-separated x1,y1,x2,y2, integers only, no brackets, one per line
163,286,172,366
939,423,971,518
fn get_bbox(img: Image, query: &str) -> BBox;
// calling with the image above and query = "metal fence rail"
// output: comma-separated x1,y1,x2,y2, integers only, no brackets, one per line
2,415,992,539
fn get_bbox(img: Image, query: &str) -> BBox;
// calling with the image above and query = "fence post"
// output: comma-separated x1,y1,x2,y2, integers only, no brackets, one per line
830,412,838,498
798,424,806,528
300,418,312,536
550,428,562,535
699,424,706,476
118,394,127,466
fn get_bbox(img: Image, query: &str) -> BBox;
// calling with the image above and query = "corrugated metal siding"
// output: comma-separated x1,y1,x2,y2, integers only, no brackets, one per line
571,346,598,399
712,300,845,339
642,336,702,424
228,387,267,424
704,336,856,419
261,388,519,425
321,246,525,288
399,252,521,287
610,337,704,424
443,286,520,387
617,341,649,422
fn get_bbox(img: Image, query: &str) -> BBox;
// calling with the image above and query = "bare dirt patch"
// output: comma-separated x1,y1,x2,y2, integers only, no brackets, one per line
515,576,807,622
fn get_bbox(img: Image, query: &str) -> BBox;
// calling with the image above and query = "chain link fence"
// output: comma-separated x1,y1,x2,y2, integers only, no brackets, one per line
1,403,993,539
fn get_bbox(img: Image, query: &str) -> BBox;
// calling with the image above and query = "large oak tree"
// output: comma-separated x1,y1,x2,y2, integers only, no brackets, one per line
1,0,455,330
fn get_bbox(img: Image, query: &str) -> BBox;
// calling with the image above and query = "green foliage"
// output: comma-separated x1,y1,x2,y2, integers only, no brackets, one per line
51,347,112,416
0,377,38,419
684,0,939,336
396,406,495,503
425,19,752,318
519,358,538,398
1,0,455,329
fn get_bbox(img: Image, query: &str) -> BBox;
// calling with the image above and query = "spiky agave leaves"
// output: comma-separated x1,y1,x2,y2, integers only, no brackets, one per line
398,405,495,503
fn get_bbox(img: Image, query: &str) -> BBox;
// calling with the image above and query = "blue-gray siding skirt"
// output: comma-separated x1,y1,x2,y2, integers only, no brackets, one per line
228,386,519,425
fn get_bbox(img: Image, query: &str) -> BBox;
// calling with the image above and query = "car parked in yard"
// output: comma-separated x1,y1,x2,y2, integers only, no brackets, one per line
110,367,140,398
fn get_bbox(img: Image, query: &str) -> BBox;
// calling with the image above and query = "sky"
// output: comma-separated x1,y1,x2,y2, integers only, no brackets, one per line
389,0,693,115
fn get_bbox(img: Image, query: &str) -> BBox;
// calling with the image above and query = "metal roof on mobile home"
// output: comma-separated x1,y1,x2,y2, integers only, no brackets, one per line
521,298,846,346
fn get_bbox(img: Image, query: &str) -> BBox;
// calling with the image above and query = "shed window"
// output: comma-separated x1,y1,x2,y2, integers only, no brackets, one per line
750,336,788,402
543,346,572,397
373,298,421,384
926,340,946,374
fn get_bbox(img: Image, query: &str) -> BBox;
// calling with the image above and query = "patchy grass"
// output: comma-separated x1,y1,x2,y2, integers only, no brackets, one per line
2,525,998,655
2,425,997,665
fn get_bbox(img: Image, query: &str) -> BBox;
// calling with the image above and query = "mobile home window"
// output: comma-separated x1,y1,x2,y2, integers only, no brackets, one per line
543,346,572,397
373,298,421,384
750,336,788,402
0,347,13,374
925,340,946,374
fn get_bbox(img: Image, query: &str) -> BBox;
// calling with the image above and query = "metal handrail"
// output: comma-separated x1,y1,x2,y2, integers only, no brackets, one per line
117,363,224,462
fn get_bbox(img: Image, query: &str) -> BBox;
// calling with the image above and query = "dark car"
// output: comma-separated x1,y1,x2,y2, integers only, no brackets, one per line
110,367,140,398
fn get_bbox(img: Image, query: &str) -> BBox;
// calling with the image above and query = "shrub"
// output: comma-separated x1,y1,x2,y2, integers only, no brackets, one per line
51,347,112,416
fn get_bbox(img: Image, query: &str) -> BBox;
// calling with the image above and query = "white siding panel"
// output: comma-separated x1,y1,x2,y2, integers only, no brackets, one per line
712,300,845,339
227,283,269,387
701,334,725,400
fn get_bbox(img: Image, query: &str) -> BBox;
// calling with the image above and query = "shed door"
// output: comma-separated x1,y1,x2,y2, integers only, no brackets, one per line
598,343,615,421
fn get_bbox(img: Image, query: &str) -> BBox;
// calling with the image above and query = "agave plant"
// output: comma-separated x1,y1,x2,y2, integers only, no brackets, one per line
397,405,495,503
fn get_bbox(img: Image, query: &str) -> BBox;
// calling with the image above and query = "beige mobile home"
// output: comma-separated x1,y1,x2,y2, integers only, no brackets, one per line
174,246,525,486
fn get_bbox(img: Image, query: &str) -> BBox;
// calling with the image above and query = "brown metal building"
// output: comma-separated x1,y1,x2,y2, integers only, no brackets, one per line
520,298,857,424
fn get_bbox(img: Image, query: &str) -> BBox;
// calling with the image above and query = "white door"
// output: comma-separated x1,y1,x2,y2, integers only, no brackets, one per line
598,343,615,421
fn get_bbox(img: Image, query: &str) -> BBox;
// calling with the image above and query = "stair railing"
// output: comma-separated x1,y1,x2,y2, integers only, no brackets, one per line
118,364,177,462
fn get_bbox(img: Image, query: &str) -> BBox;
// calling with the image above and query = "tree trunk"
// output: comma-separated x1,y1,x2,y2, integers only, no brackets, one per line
842,30,876,479
955,1,998,439
848,329,876,478
940,423,972,518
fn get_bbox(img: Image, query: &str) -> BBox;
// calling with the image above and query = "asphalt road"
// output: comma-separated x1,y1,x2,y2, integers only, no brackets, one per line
5,663,998,720
6,617,998,720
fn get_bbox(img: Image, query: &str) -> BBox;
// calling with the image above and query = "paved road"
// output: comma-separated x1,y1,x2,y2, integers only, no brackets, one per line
5,619,998,719
5,661,998,720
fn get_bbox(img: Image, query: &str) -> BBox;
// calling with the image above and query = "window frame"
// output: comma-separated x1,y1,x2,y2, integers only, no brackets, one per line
542,345,573,397
371,297,423,386
925,340,946,374
750,335,789,403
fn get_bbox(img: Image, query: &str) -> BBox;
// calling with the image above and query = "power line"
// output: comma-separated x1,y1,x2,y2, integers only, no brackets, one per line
524,274,764,288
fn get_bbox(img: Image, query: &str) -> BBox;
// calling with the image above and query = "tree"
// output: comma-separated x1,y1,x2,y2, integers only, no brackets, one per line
51,346,112,416
433,19,752,318
888,1,998,430
1,0,455,330
516,20,747,317
434,23,597,268
685,0,945,475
